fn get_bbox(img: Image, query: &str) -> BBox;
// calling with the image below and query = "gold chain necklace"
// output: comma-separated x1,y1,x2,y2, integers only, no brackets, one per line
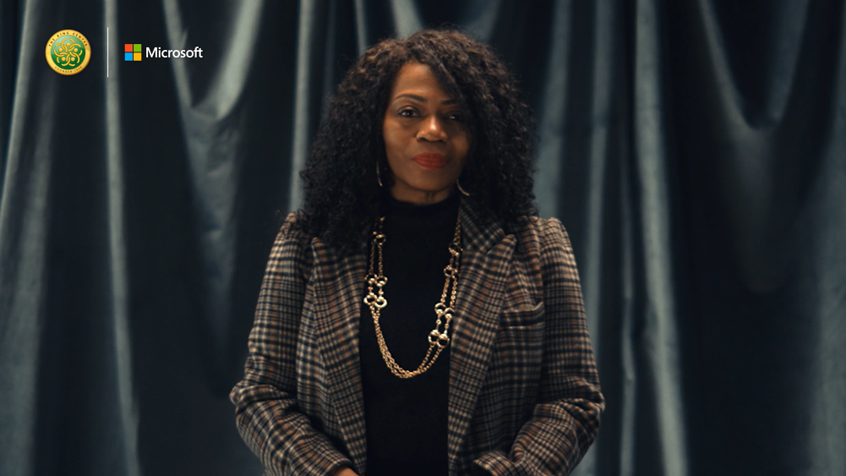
363,215,462,378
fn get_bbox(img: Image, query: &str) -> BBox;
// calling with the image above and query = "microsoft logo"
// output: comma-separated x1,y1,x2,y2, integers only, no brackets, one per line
121,43,203,60
124,44,141,61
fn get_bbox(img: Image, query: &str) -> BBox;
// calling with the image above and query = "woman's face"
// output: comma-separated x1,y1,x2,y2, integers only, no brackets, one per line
382,62,471,205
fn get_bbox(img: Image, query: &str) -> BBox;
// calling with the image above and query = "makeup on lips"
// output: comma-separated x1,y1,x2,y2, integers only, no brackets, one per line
412,153,448,169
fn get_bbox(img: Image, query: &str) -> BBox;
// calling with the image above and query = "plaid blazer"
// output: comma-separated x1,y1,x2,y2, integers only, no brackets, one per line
230,198,604,476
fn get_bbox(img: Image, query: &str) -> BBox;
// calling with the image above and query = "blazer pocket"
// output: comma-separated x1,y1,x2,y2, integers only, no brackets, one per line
486,301,545,412
499,300,544,327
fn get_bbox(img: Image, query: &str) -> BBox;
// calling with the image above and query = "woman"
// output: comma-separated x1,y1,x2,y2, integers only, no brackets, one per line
230,29,603,476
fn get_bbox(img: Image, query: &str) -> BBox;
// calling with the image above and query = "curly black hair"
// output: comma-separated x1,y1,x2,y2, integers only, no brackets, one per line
298,28,537,255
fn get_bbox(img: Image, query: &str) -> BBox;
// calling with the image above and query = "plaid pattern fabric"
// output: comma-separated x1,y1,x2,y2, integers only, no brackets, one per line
231,199,604,476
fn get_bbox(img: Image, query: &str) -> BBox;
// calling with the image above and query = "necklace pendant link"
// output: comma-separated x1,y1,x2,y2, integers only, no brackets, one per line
428,329,450,348
364,292,387,308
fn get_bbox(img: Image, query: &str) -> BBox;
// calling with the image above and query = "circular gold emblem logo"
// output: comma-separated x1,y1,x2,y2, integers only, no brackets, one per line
45,30,91,75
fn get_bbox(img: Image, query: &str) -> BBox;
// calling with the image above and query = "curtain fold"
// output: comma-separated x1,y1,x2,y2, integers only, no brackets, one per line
1,1,844,475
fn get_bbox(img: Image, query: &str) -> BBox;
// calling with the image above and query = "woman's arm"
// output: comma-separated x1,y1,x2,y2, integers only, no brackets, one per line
230,217,355,476
331,468,359,476
473,218,604,476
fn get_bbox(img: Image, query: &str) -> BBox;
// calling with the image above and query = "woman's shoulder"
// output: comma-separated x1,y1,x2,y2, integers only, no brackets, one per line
511,216,572,251
270,211,314,253
263,211,316,278
278,210,309,234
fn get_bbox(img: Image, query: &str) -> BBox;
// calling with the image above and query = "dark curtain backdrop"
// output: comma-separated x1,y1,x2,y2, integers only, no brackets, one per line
1,0,844,475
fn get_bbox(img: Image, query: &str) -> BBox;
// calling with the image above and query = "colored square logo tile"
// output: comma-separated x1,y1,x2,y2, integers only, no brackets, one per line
133,52,141,61
124,44,132,53
133,44,142,52
125,52,133,61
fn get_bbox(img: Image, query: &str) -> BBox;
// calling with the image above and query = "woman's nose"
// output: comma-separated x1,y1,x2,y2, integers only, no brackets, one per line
417,115,448,142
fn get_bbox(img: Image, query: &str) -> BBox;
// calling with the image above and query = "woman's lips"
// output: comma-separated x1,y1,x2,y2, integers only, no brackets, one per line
412,153,448,169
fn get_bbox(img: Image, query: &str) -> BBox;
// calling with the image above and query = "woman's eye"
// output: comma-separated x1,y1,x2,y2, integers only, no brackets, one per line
398,109,416,117
448,113,464,122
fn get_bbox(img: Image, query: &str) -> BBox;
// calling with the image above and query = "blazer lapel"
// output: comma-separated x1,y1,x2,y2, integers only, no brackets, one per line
447,199,516,472
309,238,368,472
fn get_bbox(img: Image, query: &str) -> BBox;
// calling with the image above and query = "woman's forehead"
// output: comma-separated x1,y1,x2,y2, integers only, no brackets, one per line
390,62,459,101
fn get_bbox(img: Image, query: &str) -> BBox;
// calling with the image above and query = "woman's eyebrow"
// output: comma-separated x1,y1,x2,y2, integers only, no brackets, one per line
393,93,458,105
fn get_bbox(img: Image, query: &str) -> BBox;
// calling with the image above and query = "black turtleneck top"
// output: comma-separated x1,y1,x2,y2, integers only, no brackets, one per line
358,192,460,476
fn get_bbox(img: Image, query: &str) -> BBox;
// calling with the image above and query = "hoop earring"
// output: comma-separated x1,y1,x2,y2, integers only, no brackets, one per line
456,178,470,197
376,163,383,187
